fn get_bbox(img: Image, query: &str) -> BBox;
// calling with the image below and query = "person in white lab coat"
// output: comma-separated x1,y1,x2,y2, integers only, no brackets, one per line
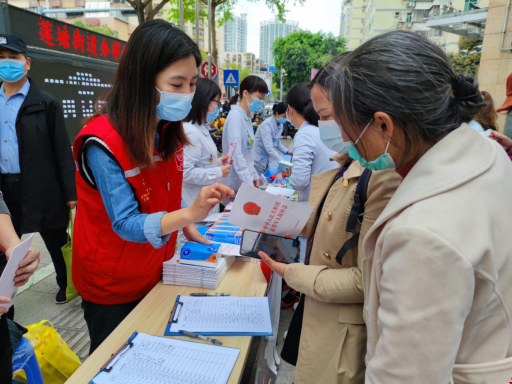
222,75,269,190
182,78,232,213
286,84,337,203
254,102,293,175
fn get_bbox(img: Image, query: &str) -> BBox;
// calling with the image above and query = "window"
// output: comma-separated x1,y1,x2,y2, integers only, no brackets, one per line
394,12,400,17
464,0,478,11
406,13,411,23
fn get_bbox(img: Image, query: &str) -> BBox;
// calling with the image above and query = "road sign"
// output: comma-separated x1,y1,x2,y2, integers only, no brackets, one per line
223,69,240,87
201,61,218,79
269,66,277,73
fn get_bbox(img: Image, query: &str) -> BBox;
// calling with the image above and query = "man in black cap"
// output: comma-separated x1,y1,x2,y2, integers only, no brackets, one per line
0,34,77,304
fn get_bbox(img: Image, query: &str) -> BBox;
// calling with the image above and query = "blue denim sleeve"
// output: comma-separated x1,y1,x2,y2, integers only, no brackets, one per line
86,145,170,249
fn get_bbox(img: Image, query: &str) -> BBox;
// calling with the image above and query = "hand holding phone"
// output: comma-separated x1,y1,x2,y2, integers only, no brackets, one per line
240,230,300,264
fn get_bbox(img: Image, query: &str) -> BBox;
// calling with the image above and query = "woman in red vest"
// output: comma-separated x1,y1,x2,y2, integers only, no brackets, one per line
72,20,233,353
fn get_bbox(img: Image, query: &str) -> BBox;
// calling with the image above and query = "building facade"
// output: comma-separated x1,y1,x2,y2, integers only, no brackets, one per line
259,17,299,67
341,0,485,53
223,52,256,72
224,13,247,53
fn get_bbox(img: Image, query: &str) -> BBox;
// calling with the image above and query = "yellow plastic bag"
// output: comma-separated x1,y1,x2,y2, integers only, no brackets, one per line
16,320,81,384
62,210,79,301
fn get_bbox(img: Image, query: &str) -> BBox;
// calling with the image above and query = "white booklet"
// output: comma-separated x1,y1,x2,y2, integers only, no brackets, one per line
228,183,313,238
0,234,33,308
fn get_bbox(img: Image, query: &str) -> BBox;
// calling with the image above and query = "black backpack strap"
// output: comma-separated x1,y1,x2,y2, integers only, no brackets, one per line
335,169,372,265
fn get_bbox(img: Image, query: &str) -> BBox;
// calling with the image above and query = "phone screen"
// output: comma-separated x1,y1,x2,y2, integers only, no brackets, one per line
240,230,300,264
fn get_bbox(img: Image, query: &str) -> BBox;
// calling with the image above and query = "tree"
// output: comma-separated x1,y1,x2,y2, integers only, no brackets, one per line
448,37,481,78
167,0,306,80
124,0,169,24
272,31,346,92
72,20,117,37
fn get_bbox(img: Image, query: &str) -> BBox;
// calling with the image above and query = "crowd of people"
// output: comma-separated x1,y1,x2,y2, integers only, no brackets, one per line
1,16,512,384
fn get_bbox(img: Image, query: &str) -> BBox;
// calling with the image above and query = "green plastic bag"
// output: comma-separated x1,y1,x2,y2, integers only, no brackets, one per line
61,210,79,301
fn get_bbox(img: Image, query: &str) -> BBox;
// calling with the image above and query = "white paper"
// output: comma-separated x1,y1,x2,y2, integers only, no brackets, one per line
92,333,240,384
0,235,33,308
203,212,224,223
228,183,313,238
168,296,273,336
265,186,296,198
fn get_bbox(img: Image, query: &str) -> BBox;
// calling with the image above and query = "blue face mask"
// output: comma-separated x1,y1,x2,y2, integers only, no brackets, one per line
248,94,264,112
278,117,287,124
318,120,348,154
206,105,219,123
0,59,27,83
156,87,195,122
347,120,396,171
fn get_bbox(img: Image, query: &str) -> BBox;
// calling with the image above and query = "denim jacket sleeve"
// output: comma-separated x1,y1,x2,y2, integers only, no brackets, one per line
86,144,171,249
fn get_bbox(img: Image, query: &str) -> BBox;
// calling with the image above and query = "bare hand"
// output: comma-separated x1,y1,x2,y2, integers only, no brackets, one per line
67,201,78,209
183,224,211,245
253,179,260,188
285,168,292,178
0,296,11,316
220,155,230,165
490,131,512,149
188,183,234,223
258,251,287,278
6,247,40,287
287,150,293,156
220,164,232,178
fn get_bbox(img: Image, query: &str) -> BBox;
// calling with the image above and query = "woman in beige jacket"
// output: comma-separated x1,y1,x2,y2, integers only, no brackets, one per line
259,58,401,384
331,30,512,383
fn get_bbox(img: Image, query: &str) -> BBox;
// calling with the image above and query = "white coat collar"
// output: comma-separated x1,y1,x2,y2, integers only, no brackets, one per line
364,124,497,251
232,105,250,122
184,121,210,137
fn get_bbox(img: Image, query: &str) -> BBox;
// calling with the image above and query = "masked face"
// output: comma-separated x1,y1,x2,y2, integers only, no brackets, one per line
317,120,348,154
155,87,195,122
247,93,264,112
346,120,396,171
0,59,27,83
206,101,219,123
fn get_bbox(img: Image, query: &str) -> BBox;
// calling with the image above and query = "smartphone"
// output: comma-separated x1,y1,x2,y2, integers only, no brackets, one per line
240,230,300,264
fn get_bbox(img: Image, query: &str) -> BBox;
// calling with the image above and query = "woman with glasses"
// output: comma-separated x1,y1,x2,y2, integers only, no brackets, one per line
182,78,232,214
223,75,268,190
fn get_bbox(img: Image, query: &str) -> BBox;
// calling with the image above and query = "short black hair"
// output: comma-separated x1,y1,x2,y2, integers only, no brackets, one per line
228,75,268,105
273,102,287,115
185,78,221,125
286,84,319,126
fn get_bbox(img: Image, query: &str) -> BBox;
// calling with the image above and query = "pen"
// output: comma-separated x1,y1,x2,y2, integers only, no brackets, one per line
190,293,231,296
179,330,223,346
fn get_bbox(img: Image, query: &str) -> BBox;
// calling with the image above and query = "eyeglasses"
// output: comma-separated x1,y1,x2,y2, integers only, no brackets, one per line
210,99,221,108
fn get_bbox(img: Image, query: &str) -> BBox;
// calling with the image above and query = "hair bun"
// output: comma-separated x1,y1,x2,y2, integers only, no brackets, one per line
453,74,482,104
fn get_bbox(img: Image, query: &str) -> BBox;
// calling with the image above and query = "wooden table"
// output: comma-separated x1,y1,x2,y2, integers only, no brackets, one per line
66,260,267,384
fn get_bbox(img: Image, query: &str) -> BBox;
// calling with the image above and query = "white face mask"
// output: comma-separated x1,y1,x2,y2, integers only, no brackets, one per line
318,120,348,154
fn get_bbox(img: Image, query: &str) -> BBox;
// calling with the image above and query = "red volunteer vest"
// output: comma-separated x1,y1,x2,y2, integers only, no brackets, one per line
72,116,183,305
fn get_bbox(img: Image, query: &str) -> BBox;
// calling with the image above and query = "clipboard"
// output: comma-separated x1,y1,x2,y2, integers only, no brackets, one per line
165,295,273,337
89,332,241,384
89,331,139,383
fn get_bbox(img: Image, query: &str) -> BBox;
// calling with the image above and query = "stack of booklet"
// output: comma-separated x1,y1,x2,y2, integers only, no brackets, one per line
162,255,236,289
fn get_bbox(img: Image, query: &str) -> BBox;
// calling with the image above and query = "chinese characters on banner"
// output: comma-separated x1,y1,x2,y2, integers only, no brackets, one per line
38,17,126,62
263,202,288,234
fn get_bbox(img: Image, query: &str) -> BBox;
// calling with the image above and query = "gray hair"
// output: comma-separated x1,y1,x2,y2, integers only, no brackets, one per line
331,31,484,157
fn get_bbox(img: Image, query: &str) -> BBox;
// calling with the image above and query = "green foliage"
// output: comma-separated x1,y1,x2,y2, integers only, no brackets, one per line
448,37,481,78
166,0,207,25
272,31,346,91
72,20,116,37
